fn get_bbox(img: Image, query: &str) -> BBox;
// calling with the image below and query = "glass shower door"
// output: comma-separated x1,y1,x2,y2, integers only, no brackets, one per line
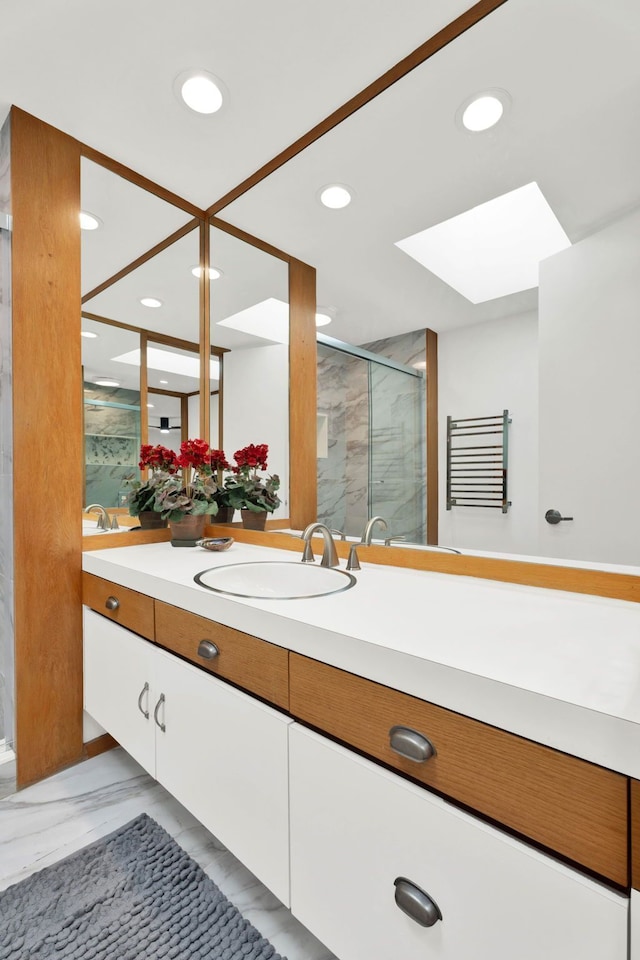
369,360,426,544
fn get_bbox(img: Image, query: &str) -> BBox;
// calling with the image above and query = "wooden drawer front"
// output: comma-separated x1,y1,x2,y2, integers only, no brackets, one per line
290,653,628,886
154,601,289,711
82,572,155,640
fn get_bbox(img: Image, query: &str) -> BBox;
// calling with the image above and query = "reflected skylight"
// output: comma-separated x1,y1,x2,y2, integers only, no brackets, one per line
112,346,220,381
395,182,571,303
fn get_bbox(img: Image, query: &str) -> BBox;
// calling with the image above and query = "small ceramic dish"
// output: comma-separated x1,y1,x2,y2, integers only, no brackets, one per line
197,537,234,552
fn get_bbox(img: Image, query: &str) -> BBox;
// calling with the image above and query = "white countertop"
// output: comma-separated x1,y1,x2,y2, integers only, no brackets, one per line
83,540,640,777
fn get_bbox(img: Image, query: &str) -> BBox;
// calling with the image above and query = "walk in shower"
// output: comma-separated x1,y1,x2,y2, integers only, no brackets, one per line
317,335,427,544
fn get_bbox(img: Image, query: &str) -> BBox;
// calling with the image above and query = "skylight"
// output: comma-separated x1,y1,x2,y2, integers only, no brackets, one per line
111,347,220,381
217,298,290,344
395,182,571,303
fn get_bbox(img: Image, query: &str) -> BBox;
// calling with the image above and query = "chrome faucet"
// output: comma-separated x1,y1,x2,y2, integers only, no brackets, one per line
84,503,119,530
362,515,387,546
300,522,339,567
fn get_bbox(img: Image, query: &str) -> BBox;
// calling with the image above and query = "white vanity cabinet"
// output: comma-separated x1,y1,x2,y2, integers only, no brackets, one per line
83,607,292,905
289,725,628,960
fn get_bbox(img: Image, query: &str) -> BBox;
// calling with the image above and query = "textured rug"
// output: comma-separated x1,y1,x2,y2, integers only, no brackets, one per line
0,813,286,960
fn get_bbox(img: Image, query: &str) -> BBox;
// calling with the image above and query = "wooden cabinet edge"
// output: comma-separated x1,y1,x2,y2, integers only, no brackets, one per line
631,780,640,890
289,652,629,888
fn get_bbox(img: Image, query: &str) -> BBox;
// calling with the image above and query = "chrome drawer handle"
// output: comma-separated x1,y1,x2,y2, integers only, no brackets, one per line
153,693,166,732
389,725,436,762
105,596,120,611
197,640,219,660
137,681,150,719
394,877,442,927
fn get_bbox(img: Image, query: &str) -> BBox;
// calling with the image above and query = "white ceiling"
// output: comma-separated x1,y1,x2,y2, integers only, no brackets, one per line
7,0,640,360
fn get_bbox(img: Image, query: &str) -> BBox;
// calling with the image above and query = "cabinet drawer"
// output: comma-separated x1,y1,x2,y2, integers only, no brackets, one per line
290,653,628,886
82,572,155,640
154,601,289,710
290,725,627,960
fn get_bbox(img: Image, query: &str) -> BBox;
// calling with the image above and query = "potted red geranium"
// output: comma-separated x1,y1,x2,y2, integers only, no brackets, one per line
223,443,281,531
127,444,180,529
154,438,221,545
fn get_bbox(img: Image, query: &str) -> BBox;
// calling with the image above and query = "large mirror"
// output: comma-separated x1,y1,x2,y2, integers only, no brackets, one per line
80,158,201,511
215,0,640,568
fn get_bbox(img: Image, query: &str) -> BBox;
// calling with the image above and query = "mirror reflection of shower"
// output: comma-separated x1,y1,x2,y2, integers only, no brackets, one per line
317,331,427,544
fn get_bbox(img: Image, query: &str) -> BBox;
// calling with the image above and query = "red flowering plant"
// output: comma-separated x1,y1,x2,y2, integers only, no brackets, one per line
153,438,222,521
224,443,281,514
126,444,180,517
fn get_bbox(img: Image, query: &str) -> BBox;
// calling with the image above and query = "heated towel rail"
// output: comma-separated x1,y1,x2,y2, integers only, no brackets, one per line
446,410,511,513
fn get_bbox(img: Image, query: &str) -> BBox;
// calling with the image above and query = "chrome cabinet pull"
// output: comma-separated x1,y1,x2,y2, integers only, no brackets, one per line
389,725,436,762
197,640,219,660
153,693,166,732
105,596,120,611
394,877,442,927
137,681,150,719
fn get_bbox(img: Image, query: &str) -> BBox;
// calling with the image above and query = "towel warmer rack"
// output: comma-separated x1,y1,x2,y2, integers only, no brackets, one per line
446,410,511,513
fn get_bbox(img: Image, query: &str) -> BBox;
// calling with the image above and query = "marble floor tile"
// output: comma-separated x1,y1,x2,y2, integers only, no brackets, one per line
0,748,337,960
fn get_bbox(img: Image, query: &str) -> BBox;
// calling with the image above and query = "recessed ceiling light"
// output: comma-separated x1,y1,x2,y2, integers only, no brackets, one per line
412,360,427,371
140,297,163,308
191,265,223,280
159,379,169,385
318,184,353,209
458,90,510,132
79,211,101,231
81,330,99,339
177,71,225,114
315,312,332,327
94,377,120,387
395,181,571,304
147,403,154,409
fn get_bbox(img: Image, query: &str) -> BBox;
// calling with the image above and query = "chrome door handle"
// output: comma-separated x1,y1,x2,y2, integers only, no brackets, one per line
197,640,219,660
137,681,150,719
389,725,436,762
105,596,120,611
153,693,166,732
394,877,442,927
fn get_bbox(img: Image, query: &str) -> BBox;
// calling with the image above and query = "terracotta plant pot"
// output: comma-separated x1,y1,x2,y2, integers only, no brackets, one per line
138,510,168,530
214,506,235,524
169,514,207,547
241,509,268,531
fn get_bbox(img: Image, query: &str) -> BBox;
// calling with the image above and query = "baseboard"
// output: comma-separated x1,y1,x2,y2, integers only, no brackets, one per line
84,733,118,759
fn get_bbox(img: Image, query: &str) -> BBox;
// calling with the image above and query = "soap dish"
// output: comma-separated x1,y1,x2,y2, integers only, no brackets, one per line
197,537,234,552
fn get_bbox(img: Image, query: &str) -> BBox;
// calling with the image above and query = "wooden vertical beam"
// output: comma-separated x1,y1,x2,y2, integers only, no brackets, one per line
199,221,210,442
140,332,148,449
11,108,83,787
289,259,317,529
425,328,439,545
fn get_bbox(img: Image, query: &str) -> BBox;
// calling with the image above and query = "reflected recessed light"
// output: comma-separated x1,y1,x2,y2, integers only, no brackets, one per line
80,211,101,231
159,379,169,385
412,360,427,371
81,330,99,339
315,312,332,327
318,184,353,209
94,377,120,387
458,90,509,132
147,403,154,409
177,71,225,114
140,297,163,308
191,265,223,280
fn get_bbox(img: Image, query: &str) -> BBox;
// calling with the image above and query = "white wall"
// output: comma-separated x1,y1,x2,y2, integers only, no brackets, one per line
223,343,289,520
538,207,640,565
438,312,539,555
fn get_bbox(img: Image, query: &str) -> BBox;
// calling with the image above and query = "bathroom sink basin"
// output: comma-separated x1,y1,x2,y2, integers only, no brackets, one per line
194,561,356,599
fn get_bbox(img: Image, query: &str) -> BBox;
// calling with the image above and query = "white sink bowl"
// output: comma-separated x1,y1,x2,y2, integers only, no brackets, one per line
194,561,356,599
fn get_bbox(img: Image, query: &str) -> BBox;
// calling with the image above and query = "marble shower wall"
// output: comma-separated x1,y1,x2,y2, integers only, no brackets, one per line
0,116,13,748
84,383,140,508
317,330,426,542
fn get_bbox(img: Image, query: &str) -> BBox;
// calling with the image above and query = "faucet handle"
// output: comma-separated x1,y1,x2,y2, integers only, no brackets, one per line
330,528,347,541
384,535,406,547
346,543,361,571
109,514,120,530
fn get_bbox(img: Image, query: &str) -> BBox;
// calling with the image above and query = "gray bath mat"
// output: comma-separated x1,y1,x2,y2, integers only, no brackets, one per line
0,813,286,960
